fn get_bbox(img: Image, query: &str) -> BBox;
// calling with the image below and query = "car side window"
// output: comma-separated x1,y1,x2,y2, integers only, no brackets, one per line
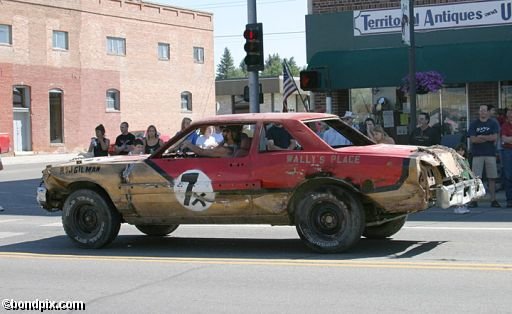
260,123,299,152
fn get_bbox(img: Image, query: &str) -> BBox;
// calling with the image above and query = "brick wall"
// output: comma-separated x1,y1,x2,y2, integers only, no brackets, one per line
312,0,466,13
468,82,499,122
0,0,214,153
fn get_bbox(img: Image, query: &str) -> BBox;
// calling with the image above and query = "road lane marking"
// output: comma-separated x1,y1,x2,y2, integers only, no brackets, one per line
40,222,62,227
404,226,512,231
0,252,510,272
0,232,24,239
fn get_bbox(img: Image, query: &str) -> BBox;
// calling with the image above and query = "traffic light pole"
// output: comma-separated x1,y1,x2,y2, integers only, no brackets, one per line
408,0,417,132
247,0,259,113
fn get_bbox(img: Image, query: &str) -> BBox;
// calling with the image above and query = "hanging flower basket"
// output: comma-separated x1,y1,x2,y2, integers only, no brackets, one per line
401,71,444,94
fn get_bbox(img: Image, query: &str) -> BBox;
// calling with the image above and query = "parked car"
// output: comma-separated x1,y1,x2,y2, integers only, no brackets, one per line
107,130,170,155
37,113,485,253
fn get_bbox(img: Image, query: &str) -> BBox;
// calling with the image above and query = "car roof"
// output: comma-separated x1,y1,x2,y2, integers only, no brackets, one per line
193,112,339,125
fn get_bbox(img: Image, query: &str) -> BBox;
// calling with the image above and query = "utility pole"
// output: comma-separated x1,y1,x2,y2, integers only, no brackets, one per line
247,0,259,113
408,0,417,131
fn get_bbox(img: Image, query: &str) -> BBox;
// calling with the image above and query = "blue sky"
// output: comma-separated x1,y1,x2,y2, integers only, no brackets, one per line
154,0,308,68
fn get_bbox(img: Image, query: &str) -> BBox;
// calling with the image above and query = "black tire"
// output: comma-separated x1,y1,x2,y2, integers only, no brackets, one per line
295,187,365,253
62,189,121,248
135,224,179,236
363,216,407,239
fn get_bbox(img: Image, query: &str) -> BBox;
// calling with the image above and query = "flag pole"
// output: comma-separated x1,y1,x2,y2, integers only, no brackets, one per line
283,60,310,112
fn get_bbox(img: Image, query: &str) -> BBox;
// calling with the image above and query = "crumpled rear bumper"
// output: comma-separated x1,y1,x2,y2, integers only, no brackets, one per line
435,178,486,209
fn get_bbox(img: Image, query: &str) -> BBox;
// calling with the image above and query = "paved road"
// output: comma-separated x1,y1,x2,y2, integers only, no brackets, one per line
0,161,511,313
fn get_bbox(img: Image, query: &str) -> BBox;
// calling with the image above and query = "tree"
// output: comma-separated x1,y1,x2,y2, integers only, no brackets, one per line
261,53,283,76
283,57,301,77
216,47,236,79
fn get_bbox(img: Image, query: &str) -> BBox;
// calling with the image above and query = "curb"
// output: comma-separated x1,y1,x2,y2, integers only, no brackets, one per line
1,153,78,166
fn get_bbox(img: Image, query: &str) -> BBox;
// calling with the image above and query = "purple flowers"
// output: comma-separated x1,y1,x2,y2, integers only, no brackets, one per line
401,71,444,94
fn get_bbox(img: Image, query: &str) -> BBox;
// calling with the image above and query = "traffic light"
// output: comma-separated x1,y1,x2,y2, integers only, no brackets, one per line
300,70,321,91
243,23,264,71
243,84,263,103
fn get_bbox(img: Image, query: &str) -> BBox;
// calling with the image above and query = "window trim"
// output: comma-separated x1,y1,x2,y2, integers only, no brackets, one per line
193,46,204,64
158,42,170,61
106,89,120,112
49,89,64,144
106,36,126,56
0,24,12,45
181,91,192,112
52,30,69,50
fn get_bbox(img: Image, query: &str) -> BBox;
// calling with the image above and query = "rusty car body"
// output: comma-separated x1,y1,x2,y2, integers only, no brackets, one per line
37,113,485,253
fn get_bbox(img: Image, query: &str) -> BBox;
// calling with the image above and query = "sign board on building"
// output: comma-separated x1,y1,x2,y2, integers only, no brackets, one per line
354,0,512,36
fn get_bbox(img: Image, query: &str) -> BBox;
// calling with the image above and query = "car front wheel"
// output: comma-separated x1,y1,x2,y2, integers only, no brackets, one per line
295,187,365,253
135,224,179,236
62,189,121,248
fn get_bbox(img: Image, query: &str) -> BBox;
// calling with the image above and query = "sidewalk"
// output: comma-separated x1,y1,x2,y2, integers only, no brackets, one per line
1,153,79,166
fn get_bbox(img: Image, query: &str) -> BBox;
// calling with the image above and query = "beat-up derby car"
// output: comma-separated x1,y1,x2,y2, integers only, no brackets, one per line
37,113,485,253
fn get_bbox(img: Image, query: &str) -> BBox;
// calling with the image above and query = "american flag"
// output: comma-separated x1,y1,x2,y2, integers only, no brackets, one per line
282,62,298,112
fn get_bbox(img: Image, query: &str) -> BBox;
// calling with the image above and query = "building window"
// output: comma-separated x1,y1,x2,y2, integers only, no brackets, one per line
0,24,12,45
52,31,68,50
500,81,512,109
13,86,30,108
107,37,126,56
158,43,170,60
181,91,192,111
106,89,120,111
193,47,204,63
49,89,64,144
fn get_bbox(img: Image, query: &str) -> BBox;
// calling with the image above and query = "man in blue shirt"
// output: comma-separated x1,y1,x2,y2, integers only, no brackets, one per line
468,105,501,208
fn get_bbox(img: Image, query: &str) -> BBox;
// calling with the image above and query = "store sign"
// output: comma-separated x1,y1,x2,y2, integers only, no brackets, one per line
354,0,512,36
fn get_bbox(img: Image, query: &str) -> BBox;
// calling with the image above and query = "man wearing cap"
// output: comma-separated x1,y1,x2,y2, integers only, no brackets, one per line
338,111,359,145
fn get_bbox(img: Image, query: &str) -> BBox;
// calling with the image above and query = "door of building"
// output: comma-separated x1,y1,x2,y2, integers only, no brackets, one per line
12,86,32,152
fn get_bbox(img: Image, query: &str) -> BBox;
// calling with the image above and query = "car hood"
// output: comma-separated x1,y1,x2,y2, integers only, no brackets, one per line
53,154,149,167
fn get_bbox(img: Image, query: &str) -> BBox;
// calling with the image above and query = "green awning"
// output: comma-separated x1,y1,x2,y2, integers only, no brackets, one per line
308,41,512,90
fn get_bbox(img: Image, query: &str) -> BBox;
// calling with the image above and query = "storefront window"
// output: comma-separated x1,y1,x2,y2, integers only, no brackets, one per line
500,81,512,108
350,88,372,124
440,84,467,136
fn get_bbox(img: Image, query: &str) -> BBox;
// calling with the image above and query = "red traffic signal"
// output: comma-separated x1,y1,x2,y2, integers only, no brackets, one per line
243,23,264,72
300,70,320,91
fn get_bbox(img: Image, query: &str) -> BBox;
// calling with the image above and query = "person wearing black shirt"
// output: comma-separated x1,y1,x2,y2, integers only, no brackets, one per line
266,123,297,150
115,121,135,155
409,112,441,146
88,124,110,157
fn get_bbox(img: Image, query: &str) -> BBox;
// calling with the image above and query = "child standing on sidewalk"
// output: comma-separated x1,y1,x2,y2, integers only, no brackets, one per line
454,143,471,214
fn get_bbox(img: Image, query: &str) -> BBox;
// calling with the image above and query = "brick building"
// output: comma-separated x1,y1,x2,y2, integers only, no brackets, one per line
305,0,512,145
0,0,214,154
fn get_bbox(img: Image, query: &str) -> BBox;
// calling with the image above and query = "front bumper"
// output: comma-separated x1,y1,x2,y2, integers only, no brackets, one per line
436,178,486,209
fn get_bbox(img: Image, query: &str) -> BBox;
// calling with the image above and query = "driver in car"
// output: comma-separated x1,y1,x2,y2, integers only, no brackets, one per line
182,125,242,158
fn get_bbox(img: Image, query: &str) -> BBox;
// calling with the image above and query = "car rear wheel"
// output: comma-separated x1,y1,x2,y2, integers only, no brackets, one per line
62,189,121,248
363,216,407,239
135,224,179,236
295,187,365,253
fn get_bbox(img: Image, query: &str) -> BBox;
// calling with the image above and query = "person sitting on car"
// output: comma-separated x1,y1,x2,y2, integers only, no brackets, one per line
144,124,164,154
88,124,110,157
182,125,241,158
115,121,136,155
266,123,297,150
